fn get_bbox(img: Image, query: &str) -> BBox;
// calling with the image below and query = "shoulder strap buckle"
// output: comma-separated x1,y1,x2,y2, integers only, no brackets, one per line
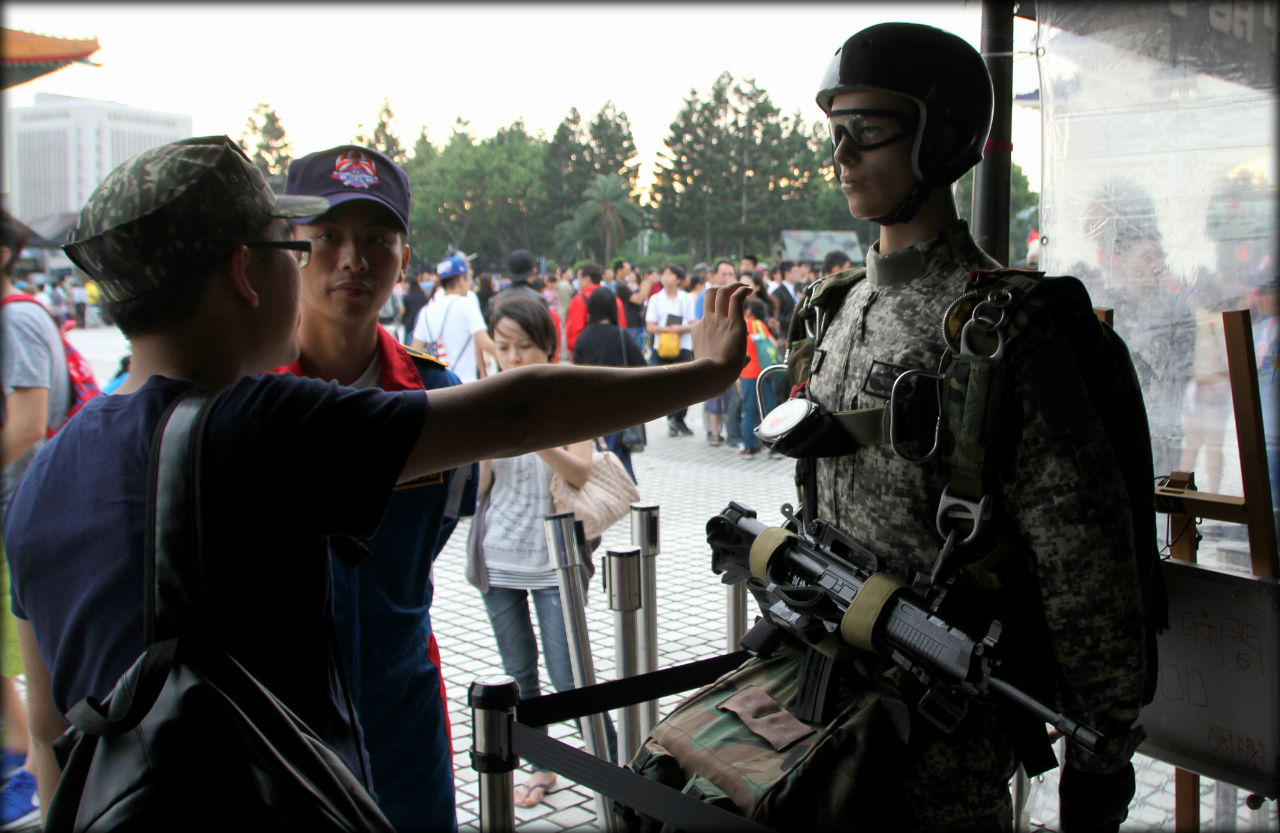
935,486,992,546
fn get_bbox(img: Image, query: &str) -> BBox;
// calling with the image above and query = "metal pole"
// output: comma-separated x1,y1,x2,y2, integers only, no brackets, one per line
544,514,617,832
726,582,748,652
469,676,519,833
1011,765,1030,833
974,0,1015,265
604,548,643,763
630,504,661,737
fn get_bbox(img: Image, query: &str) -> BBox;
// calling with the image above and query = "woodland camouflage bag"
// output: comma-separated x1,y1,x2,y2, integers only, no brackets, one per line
620,642,910,832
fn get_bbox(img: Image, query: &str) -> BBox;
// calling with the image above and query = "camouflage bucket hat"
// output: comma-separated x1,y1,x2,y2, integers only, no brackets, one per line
62,135,329,303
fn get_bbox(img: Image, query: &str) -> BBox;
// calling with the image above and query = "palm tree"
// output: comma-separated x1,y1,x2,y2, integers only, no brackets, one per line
572,173,644,265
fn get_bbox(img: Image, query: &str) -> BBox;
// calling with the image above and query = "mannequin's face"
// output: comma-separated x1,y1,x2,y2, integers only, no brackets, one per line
829,91,919,220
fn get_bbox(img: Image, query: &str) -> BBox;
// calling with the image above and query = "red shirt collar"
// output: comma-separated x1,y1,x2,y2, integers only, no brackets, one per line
272,325,425,392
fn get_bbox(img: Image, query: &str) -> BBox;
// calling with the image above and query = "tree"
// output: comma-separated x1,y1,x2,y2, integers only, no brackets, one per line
953,161,1039,262
240,100,292,193
401,128,441,272
652,72,827,264
409,126,438,164
411,118,550,268
353,98,407,164
651,79,727,263
542,108,594,228
554,173,643,264
586,101,640,193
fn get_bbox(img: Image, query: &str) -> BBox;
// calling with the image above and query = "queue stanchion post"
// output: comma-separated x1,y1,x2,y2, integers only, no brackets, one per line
604,547,643,762
545,513,618,832
469,676,519,833
630,504,661,737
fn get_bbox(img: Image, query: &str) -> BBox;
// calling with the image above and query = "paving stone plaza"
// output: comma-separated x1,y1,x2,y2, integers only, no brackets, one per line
68,325,1279,832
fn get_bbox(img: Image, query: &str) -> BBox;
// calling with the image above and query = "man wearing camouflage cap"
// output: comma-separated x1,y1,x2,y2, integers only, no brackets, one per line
2,135,752,824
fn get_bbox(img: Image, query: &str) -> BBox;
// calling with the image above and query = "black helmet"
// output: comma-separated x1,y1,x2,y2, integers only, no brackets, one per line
817,23,994,187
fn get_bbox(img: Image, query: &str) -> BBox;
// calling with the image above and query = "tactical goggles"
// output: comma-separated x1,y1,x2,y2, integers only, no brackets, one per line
827,108,915,152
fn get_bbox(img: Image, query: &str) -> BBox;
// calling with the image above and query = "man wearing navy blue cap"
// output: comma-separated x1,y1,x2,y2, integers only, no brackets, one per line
277,144,475,832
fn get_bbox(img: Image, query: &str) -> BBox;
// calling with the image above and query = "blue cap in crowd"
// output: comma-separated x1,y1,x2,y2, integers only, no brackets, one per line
437,255,469,279
285,145,410,234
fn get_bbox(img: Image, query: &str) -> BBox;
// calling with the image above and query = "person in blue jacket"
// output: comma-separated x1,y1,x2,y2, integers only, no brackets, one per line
275,144,476,832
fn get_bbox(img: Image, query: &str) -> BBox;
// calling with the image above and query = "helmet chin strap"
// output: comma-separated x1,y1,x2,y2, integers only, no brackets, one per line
872,180,932,226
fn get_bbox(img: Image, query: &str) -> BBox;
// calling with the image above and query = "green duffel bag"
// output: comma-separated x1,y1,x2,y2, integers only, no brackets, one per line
619,642,910,832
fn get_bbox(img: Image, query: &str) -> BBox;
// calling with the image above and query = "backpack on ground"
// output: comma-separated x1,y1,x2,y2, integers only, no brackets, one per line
44,389,394,833
1,293,100,435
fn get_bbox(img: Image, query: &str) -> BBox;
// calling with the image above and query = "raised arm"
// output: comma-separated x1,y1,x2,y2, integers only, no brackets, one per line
399,285,748,481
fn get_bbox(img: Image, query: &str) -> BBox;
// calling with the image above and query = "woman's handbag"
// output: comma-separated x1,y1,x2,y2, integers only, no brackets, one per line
550,446,640,538
44,390,394,833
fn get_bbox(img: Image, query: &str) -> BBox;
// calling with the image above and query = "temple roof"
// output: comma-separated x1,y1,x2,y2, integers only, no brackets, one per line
2,28,101,89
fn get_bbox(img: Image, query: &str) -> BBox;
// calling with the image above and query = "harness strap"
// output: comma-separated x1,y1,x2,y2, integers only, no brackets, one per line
831,406,886,446
940,270,1045,508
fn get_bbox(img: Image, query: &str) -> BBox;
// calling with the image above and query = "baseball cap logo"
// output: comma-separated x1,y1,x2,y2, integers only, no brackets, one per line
330,150,380,189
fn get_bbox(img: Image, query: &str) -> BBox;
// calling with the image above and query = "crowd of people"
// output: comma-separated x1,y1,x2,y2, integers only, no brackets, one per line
0,16,1274,833
379,245,862,464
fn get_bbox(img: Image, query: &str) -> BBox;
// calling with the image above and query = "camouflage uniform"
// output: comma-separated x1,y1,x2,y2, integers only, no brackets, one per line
806,220,1147,830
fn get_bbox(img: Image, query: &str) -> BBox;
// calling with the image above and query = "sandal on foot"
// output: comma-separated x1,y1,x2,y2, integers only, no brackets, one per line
514,775,556,807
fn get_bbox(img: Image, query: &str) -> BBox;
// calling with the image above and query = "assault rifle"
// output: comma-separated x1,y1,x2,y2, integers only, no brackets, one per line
705,501,1108,756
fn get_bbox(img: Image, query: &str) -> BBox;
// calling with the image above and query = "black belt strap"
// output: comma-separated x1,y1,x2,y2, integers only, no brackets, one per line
517,650,751,727
512,724,777,833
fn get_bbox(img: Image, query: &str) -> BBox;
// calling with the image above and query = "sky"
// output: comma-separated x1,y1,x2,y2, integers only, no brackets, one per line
3,3,1044,194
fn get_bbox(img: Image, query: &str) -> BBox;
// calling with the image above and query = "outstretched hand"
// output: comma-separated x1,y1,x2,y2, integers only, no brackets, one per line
692,284,750,382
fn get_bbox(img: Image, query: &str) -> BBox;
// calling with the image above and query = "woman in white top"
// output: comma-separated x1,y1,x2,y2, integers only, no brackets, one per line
466,293,617,807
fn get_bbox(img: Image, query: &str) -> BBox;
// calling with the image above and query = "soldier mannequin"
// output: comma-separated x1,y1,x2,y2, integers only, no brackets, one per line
801,23,1147,832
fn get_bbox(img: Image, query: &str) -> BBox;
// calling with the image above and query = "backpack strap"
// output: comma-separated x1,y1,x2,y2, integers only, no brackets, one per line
66,387,222,737
422,295,459,346
145,387,223,643
926,269,1047,587
785,267,868,391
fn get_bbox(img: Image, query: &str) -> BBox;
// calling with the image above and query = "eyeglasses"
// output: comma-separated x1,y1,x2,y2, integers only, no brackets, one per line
827,108,915,152
245,239,311,268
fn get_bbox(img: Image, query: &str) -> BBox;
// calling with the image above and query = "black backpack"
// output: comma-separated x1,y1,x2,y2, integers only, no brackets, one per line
44,389,394,833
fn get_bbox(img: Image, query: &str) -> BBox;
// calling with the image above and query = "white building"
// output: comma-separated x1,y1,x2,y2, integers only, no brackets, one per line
4,92,191,223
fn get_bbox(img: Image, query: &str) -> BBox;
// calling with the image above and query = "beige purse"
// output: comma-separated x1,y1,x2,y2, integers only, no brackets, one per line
550,448,640,538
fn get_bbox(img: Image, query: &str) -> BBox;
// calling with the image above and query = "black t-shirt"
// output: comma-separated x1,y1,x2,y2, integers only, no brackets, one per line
622,284,648,330
573,323,647,368
401,282,428,333
6,373,426,781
